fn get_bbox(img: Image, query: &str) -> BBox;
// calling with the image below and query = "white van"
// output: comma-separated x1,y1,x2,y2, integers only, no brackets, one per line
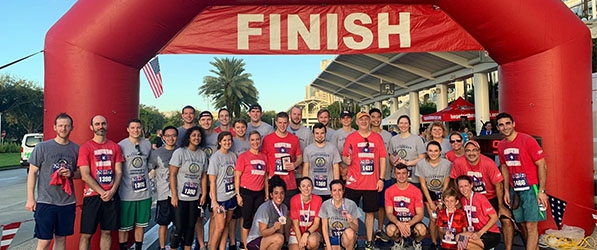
21,133,43,168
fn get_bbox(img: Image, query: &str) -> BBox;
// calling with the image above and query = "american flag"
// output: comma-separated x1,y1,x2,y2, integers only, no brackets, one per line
548,194,567,230
457,234,469,250
142,56,164,98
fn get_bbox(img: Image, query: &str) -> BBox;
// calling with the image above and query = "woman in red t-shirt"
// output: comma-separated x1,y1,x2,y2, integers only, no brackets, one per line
289,177,322,250
235,130,269,249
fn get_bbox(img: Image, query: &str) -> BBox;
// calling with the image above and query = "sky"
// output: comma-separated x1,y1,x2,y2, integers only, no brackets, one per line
0,1,335,113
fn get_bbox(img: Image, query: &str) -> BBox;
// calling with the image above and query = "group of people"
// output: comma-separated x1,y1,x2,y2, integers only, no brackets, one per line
26,103,547,250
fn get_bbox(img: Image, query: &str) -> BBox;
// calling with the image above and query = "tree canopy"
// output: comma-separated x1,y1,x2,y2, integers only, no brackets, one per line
0,75,43,141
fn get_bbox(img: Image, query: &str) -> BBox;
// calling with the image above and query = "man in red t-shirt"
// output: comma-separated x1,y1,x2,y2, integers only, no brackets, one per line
497,113,547,250
342,111,387,250
78,115,124,250
261,111,302,207
450,140,514,249
384,164,426,250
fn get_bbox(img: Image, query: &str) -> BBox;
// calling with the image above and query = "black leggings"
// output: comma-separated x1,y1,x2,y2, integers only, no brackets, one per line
240,188,265,229
171,199,199,247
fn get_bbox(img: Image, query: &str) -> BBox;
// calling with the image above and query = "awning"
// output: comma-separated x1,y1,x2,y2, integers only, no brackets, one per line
421,97,498,122
381,106,410,126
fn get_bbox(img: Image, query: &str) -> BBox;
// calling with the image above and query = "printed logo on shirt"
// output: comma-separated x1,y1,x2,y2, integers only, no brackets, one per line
203,147,213,158
396,149,407,159
315,157,326,167
226,165,235,176
93,149,114,167
52,158,70,172
503,148,521,167
464,205,479,223
189,163,201,173
132,157,143,168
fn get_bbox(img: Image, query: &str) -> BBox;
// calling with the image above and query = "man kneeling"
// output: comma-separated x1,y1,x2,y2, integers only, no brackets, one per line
384,163,427,250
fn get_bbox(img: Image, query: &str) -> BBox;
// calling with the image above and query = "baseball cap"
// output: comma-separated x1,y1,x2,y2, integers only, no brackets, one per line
340,110,352,118
356,111,370,119
199,111,213,118
464,140,480,149
249,104,262,112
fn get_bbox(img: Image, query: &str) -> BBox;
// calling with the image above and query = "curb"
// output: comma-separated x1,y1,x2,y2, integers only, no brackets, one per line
0,165,24,171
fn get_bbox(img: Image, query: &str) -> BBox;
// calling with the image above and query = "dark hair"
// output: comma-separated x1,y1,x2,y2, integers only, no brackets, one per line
312,122,327,133
426,140,442,152
268,175,287,194
456,175,472,185
181,126,206,148
448,131,463,140
249,103,262,112
55,113,73,126
218,108,230,116
329,179,345,190
182,105,196,114
233,119,247,127
496,112,514,122
397,115,411,126
298,177,313,187
317,109,330,117
216,131,233,150
395,162,409,171
276,111,289,121
483,121,492,127
369,108,382,116
248,130,262,138
442,188,460,200
127,118,142,127
162,125,178,136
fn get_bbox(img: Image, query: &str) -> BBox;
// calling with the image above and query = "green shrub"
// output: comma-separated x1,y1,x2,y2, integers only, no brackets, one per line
0,142,20,153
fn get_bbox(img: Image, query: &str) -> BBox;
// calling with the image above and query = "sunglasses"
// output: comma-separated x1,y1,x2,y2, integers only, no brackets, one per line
364,137,370,149
450,139,463,144
135,144,142,155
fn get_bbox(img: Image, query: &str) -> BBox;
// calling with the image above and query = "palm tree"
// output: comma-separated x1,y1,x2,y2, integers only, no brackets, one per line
199,57,258,118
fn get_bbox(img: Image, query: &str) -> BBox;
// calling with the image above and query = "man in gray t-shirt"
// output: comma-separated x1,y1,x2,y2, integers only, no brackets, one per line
25,113,79,250
288,106,314,178
177,105,196,147
303,123,341,197
246,104,274,138
118,119,153,249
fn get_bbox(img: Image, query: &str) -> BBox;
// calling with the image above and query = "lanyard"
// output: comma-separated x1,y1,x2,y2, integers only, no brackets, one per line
446,209,455,230
301,198,311,224
465,192,474,228
272,200,284,217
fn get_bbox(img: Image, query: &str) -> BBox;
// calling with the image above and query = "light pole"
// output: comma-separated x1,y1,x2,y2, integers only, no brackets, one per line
0,112,3,144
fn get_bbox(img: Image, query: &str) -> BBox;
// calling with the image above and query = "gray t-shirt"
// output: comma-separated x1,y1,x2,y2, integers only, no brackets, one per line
231,137,250,156
247,201,289,244
318,198,362,238
207,150,237,202
378,130,393,180
149,146,176,201
303,143,341,196
414,158,452,194
247,122,274,138
331,128,355,154
388,134,426,183
202,131,218,159
176,126,188,148
288,125,314,152
118,138,152,201
28,139,79,206
169,147,208,201
325,127,336,144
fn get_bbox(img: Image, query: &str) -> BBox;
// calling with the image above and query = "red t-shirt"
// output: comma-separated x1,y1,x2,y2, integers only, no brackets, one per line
261,132,302,190
436,208,468,250
342,131,387,190
235,150,267,191
384,184,423,222
450,155,503,199
445,150,463,162
77,139,124,197
290,194,322,234
460,192,500,233
214,126,236,137
498,132,544,187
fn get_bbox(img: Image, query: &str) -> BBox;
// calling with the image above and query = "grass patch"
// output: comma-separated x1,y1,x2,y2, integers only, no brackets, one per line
0,153,20,168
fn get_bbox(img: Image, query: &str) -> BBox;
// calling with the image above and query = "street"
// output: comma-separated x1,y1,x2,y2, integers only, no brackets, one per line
0,168,36,250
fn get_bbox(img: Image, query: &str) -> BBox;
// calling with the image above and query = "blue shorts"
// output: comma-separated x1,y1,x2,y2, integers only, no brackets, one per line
217,197,238,211
329,235,342,245
34,203,76,239
379,179,396,207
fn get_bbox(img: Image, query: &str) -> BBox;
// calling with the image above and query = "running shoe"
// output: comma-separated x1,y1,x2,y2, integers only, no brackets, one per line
391,238,404,250
375,230,391,242
412,240,423,250
365,240,380,250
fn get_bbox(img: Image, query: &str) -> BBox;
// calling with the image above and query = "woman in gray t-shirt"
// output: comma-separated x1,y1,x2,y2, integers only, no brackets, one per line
319,179,362,250
169,126,208,249
208,131,238,250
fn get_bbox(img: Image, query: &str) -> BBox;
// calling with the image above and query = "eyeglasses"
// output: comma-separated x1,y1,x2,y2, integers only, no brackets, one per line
450,139,463,144
135,144,142,155
163,134,176,138
464,149,480,153
364,137,369,149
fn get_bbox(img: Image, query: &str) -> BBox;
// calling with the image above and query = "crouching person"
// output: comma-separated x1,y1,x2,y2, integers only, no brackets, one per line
246,175,287,250
384,163,427,250
319,179,361,250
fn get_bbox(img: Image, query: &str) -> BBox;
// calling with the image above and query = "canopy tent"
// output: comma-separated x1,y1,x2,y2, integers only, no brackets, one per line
421,97,498,122
382,106,410,126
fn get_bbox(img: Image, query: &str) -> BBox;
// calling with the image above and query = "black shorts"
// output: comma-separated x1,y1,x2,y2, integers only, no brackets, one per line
80,195,120,234
386,221,426,239
480,231,501,249
155,198,174,226
345,188,379,213
240,187,266,229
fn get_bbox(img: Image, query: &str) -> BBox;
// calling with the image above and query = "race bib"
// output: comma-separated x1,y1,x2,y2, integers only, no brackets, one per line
512,173,529,191
225,178,235,192
97,169,113,185
407,166,413,180
360,159,374,175
182,182,198,197
132,175,147,192
471,176,487,194
314,175,328,190
397,212,413,222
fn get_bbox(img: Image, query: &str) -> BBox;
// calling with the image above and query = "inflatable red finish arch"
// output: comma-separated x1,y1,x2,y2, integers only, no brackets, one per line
44,0,592,248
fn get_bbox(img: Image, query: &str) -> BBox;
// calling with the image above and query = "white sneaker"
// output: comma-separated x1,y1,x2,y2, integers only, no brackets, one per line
412,240,423,250
391,238,404,250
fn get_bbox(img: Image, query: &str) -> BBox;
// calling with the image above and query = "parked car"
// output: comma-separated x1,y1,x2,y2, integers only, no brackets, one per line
21,133,43,169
